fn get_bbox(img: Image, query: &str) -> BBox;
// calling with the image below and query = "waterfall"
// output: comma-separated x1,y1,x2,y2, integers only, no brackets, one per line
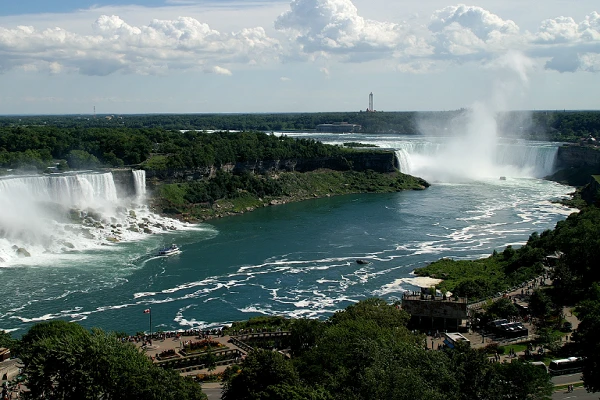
0,172,118,208
391,138,558,180
394,149,413,174
494,143,559,177
132,170,146,198
0,170,183,265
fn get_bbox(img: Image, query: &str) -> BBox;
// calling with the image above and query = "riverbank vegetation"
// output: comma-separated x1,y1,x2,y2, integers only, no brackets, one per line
416,181,600,392
221,298,552,400
153,169,428,220
0,127,358,170
2,110,600,141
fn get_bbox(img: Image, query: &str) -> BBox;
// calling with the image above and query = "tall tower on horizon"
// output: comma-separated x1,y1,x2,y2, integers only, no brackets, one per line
368,92,374,112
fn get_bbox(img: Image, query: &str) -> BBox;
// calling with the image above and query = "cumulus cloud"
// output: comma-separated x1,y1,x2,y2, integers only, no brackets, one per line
428,4,520,57
274,0,429,61
0,15,279,76
529,12,600,72
533,12,600,44
1,1,600,77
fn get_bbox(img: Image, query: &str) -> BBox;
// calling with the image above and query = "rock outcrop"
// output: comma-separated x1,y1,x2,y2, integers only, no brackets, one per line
556,145,600,169
144,151,398,182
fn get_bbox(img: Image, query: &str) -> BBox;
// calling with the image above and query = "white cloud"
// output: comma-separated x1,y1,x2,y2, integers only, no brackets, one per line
529,12,600,72
533,12,600,44
0,15,279,76
280,76,291,81
205,66,233,75
274,0,428,61
428,4,520,57
0,0,599,80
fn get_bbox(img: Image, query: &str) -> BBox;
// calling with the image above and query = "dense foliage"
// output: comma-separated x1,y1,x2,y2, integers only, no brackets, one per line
2,110,600,140
222,298,552,400
417,179,600,392
155,170,427,219
17,321,206,400
0,127,357,170
414,239,548,300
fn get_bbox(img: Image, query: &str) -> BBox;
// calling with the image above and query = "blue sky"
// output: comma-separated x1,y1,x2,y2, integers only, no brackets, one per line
0,1,168,16
0,0,599,114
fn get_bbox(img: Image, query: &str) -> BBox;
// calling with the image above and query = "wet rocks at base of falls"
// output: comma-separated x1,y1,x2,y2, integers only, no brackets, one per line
12,246,31,258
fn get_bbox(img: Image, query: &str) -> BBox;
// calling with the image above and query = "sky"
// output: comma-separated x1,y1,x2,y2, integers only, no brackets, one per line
0,0,599,114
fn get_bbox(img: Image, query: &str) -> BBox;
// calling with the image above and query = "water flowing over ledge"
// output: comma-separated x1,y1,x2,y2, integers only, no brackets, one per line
0,170,187,266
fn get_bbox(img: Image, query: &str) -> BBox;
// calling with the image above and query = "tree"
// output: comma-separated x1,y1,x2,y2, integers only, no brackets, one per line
574,286,600,392
289,318,326,357
0,331,17,352
328,297,410,328
222,349,300,400
495,360,553,399
485,298,519,320
528,290,554,320
66,150,100,169
19,321,206,400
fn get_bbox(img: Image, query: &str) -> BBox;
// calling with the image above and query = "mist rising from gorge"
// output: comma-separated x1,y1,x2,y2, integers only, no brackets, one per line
412,51,541,182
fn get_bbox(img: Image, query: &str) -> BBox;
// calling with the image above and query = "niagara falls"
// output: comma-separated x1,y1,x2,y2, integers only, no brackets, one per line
0,130,574,335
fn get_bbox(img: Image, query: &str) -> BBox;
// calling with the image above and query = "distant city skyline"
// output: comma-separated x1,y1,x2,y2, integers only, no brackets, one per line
0,0,599,114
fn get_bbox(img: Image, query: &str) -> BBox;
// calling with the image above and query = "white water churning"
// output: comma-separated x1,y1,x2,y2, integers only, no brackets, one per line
0,170,180,266
393,139,559,181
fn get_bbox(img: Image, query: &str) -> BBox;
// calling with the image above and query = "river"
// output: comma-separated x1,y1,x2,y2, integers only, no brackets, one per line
0,133,574,335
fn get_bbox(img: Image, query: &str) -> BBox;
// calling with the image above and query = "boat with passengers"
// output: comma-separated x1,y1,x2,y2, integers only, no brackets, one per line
158,244,180,256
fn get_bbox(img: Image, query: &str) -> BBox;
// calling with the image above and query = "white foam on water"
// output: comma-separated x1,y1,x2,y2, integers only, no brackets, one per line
0,170,207,267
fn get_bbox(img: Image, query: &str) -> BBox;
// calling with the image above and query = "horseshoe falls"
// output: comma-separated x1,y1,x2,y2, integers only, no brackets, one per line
392,138,559,181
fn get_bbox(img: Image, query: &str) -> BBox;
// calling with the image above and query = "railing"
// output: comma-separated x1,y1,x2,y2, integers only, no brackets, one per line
156,348,244,370
229,337,254,353
234,331,290,341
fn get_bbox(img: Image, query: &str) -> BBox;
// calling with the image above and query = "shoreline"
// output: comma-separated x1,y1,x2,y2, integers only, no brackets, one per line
151,169,430,223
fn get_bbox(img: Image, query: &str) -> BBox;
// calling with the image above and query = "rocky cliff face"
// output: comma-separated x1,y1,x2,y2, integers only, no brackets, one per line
111,169,136,198
556,145,600,169
144,151,398,182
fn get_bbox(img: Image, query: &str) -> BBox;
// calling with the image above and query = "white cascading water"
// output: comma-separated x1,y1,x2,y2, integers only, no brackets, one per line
392,51,548,182
394,139,559,180
0,170,185,266
132,170,146,199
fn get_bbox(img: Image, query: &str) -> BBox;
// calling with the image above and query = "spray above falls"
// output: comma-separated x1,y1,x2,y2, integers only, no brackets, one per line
403,51,546,182
0,170,183,266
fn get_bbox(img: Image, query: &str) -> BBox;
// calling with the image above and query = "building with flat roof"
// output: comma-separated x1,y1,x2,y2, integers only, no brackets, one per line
444,332,470,348
401,292,468,330
316,122,361,133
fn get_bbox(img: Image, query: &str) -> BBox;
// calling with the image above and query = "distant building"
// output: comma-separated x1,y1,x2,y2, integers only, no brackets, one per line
488,319,528,338
316,122,362,133
401,291,468,331
368,92,374,112
444,332,470,349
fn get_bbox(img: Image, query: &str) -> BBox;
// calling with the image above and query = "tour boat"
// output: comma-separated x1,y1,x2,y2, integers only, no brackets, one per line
158,244,180,256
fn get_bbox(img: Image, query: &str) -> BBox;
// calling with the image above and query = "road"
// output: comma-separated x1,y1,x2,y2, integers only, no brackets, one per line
552,373,584,386
553,387,599,400
201,383,222,400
